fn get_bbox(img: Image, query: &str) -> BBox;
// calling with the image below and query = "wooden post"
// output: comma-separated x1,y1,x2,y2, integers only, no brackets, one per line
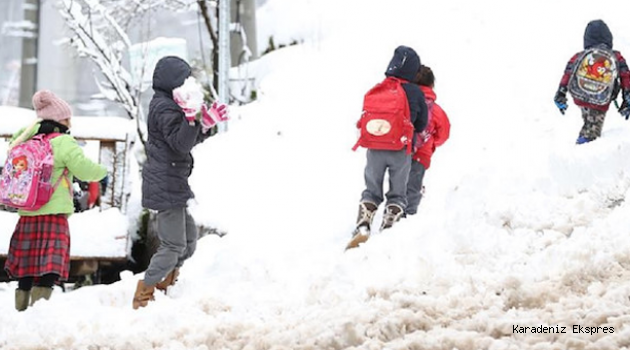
99,140,116,209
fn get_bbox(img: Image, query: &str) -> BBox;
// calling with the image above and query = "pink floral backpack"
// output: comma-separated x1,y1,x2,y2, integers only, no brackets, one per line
0,133,67,210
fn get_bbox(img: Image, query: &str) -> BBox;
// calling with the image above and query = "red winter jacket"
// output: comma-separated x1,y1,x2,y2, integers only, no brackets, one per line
412,86,450,169
558,50,630,111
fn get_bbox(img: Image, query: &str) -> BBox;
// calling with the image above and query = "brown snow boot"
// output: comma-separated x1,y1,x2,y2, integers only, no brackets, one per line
30,287,53,306
132,280,155,310
380,203,404,231
155,268,180,293
355,201,378,230
346,202,378,250
15,289,30,311
346,231,370,250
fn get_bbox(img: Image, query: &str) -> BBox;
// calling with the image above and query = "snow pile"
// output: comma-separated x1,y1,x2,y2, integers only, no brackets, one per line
1,0,630,349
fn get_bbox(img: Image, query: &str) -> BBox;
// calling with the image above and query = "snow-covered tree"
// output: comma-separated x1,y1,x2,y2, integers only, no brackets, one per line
58,0,146,146
56,0,229,146
99,0,194,31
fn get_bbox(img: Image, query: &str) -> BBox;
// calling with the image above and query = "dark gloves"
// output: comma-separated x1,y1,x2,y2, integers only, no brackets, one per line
619,91,630,120
554,86,568,115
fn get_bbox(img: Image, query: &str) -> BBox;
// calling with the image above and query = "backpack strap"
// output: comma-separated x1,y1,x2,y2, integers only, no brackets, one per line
396,77,414,154
8,118,43,152
51,168,72,197
45,132,72,197
44,132,63,140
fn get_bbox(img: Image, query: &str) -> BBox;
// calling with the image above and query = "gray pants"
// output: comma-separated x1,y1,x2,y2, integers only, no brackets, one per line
361,149,412,209
144,208,198,286
405,161,426,215
579,107,606,141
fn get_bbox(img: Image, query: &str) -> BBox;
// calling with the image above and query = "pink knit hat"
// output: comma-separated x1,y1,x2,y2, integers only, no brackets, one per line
32,90,72,122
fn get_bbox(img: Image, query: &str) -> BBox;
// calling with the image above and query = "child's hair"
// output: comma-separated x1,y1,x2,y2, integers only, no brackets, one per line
416,65,435,87
12,156,28,170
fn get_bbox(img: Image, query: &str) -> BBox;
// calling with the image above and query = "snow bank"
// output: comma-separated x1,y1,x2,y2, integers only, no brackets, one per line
0,106,134,141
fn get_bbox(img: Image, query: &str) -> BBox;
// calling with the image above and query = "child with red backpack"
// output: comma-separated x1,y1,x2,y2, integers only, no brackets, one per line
348,46,428,249
405,65,450,216
554,19,630,144
2,90,107,311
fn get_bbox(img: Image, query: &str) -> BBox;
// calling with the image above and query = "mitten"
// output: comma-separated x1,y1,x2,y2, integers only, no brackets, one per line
201,102,229,133
619,91,630,120
554,86,568,115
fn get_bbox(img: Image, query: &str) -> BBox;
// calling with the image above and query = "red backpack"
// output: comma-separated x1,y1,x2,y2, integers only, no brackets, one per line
352,77,414,153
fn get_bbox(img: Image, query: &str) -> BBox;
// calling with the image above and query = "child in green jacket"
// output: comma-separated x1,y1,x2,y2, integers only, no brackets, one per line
4,90,107,311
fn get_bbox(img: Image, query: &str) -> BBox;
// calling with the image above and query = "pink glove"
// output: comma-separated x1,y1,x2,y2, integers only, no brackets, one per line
200,104,216,129
173,91,201,125
182,107,198,124
201,102,229,133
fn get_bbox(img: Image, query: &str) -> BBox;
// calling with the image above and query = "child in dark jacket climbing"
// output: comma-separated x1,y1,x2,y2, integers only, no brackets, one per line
132,56,228,309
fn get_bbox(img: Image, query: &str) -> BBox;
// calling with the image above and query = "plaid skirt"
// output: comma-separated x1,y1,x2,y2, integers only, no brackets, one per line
4,215,71,280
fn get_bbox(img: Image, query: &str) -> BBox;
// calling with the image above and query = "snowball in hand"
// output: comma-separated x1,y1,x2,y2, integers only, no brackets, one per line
173,77,205,113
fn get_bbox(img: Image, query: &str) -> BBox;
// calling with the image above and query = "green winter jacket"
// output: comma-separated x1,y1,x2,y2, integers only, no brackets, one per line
11,122,108,217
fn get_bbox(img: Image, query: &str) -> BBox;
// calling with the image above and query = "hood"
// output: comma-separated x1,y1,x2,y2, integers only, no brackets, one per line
385,46,421,82
152,56,192,95
584,20,613,49
420,85,436,101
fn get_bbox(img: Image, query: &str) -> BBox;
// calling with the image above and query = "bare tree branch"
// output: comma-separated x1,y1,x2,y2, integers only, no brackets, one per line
197,0,219,92
58,0,144,146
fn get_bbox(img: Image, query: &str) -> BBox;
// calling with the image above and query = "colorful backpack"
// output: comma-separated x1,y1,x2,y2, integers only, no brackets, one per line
353,77,415,153
568,46,619,106
0,133,67,211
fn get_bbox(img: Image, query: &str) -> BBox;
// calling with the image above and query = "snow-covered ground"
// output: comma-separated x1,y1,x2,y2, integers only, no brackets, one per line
2,0,630,349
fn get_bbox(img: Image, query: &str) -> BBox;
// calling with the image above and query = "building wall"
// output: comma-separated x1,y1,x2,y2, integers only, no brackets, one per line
37,0,83,110
0,0,26,106
2,0,259,114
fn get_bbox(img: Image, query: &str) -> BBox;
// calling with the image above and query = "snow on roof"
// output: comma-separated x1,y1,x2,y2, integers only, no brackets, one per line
0,208,129,259
0,106,135,141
